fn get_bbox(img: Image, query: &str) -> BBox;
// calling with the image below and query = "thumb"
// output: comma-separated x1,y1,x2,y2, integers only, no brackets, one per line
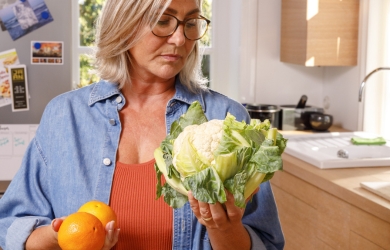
51,217,66,232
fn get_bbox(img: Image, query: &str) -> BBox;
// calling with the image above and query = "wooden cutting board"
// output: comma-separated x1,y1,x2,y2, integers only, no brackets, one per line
360,182,390,201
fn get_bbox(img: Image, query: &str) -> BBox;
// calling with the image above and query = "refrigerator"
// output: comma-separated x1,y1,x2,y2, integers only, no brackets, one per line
0,0,72,187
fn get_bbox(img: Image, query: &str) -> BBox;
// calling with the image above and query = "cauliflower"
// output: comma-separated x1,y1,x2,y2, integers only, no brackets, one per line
172,120,224,176
154,101,287,209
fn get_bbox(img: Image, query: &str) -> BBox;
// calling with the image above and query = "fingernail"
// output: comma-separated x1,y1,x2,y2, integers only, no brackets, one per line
108,220,115,230
51,219,56,229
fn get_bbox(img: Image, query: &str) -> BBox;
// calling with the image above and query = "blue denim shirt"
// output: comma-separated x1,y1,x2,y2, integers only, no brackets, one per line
0,78,284,250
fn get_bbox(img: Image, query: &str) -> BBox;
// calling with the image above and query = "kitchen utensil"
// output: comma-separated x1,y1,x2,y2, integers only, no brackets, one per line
309,113,333,131
300,111,323,129
246,104,280,128
296,95,308,109
278,105,324,130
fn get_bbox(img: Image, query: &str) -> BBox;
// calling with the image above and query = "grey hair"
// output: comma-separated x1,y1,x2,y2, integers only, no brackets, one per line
93,0,208,92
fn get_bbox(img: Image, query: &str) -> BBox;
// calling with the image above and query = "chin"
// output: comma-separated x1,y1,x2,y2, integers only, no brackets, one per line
157,68,182,80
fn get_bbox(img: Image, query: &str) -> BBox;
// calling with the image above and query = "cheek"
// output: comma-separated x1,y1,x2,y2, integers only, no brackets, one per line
184,42,197,59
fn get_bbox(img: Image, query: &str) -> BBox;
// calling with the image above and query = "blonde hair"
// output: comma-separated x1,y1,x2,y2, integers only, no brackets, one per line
94,0,208,92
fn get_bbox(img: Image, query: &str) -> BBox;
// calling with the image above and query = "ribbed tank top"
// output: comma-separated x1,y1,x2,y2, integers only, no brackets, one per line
110,160,173,250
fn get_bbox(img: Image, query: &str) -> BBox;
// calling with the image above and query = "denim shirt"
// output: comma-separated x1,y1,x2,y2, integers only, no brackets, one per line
0,78,284,250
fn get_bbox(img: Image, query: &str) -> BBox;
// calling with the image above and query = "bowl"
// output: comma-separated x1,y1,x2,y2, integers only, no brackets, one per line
310,113,333,131
300,111,323,129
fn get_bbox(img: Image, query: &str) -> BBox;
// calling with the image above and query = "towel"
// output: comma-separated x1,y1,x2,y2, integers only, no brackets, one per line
351,137,387,145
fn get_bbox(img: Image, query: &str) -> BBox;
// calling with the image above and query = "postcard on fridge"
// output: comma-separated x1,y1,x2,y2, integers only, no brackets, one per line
8,64,29,112
31,41,63,65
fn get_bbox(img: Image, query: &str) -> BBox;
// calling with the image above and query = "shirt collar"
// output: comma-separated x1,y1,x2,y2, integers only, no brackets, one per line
88,77,207,111
171,77,207,112
88,80,121,106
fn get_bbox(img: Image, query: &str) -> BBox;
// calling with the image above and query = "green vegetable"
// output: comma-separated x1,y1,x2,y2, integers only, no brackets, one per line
154,101,287,208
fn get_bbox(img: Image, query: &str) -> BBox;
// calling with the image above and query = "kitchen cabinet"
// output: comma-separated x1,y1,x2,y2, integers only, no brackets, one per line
280,0,359,66
271,153,390,249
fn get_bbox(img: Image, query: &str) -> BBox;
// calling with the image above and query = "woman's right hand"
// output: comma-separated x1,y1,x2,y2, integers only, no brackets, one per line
26,218,119,250
102,220,120,250
53,218,120,250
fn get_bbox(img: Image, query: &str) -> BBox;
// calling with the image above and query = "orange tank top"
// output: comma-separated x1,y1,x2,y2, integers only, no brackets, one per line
110,160,173,250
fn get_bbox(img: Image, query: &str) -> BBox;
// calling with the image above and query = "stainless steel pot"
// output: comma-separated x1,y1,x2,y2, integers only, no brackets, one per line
246,104,280,128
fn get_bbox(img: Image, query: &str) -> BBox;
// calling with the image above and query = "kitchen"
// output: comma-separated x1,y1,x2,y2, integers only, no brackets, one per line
0,0,390,249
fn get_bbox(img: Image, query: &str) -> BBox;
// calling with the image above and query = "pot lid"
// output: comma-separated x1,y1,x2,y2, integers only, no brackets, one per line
246,104,280,112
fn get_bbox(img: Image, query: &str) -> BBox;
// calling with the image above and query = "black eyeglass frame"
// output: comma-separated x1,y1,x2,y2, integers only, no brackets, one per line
152,13,211,41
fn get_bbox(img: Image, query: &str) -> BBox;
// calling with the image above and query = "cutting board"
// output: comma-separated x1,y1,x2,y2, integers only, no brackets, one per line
360,182,390,201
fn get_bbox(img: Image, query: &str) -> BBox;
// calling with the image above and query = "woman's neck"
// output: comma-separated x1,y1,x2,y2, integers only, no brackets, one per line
120,77,176,110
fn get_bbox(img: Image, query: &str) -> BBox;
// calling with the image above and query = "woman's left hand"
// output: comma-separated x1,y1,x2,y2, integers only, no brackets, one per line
188,187,259,228
188,187,259,249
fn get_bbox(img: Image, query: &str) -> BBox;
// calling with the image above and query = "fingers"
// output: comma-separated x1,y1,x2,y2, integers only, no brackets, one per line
223,191,245,222
245,186,260,203
189,191,233,228
51,217,65,232
102,220,120,250
188,191,214,225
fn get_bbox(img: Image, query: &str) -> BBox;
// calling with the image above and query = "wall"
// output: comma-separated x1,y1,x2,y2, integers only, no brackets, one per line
241,0,369,131
0,0,72,124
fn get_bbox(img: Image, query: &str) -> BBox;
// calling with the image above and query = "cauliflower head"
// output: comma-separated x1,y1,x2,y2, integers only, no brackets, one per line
172,119,224,177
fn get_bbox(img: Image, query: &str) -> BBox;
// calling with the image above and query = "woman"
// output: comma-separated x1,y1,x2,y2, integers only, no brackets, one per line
0,0,284,249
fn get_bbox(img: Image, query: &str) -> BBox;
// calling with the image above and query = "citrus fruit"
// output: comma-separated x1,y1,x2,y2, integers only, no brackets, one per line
78,200,117,228
58,212,105,250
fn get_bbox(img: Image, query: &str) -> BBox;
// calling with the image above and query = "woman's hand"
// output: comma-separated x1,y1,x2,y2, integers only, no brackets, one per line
102,221,120,250
53,218,120,250
188,187,260,250
26,217,119,250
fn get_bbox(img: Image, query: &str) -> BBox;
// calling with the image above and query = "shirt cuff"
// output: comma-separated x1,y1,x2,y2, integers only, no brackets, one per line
244,224,267,250
6,216,49,250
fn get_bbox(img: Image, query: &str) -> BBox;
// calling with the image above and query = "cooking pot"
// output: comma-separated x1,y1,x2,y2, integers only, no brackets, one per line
246,104,280,128
279,105,324,130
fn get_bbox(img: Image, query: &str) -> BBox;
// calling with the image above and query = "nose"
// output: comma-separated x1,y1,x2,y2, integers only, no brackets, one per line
167,24,186,46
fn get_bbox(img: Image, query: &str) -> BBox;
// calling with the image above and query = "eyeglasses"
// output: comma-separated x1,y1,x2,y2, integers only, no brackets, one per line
152,14,210,40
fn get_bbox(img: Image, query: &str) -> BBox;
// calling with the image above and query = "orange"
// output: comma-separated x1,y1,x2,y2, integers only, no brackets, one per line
78,200,117,229
58,212,105,250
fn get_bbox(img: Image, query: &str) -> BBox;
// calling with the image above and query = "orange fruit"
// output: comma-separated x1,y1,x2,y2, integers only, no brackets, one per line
58,212,105,250
78,200,117,228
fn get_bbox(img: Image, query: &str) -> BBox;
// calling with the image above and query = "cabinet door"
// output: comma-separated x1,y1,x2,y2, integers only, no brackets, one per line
280,0,359,66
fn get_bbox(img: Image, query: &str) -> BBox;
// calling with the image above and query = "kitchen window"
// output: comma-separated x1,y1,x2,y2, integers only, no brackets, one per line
363,0,390,138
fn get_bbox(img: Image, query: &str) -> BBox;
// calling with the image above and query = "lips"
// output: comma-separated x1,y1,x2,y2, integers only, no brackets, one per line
161,54,182,62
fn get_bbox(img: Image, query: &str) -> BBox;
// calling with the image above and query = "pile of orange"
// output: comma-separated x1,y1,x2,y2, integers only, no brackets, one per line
58,200,117,250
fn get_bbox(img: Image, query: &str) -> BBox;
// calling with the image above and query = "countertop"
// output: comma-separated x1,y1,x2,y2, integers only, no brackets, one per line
280,126,390,224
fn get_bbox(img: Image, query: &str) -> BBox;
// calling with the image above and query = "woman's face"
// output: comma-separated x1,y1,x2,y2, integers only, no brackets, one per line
129,0,199,82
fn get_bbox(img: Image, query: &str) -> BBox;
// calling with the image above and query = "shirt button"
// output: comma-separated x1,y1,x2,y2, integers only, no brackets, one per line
109,119,116,125
116,96,122,103
103,158,112,166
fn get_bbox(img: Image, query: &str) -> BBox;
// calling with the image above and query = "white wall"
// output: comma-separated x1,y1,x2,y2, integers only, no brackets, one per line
252,0,324,109
238,0,369,131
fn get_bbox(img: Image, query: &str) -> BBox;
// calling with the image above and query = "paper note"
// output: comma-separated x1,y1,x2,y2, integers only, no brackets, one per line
0,124,38,180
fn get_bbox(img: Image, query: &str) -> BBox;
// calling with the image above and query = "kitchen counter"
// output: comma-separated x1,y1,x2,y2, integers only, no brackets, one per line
271,126,390,249
0,181,10,197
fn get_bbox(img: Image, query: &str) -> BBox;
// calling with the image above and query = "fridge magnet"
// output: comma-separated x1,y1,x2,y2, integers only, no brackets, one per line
0,0,18,31
31,41,63,65
0,0,53,41
8,64,29,112
0,67,11,107
0,48,20,68
0,48,20,108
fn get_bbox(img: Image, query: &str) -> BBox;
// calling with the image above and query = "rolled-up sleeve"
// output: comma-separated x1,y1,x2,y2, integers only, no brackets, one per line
242,181,285,250
0,138,53,249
